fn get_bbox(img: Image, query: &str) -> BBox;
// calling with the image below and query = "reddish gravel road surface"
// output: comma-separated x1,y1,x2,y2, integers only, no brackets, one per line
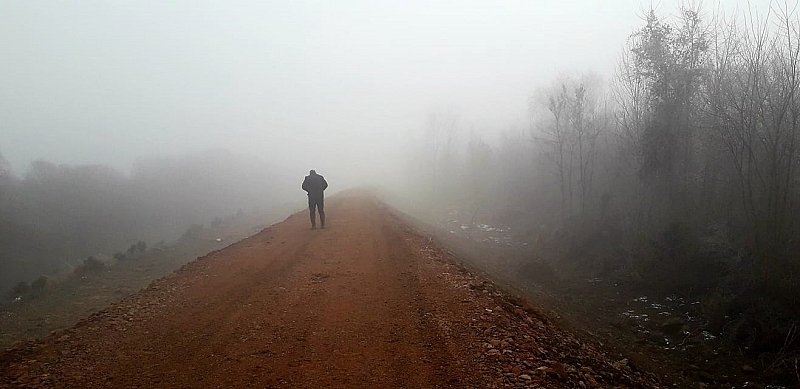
1,192,660,388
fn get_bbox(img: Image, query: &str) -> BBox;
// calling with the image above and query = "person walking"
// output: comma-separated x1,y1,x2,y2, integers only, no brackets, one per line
302,169,328,229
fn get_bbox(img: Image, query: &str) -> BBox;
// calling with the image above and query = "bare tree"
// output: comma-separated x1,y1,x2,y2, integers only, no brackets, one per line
425,107,460,206
709,2,800,258
533,76,608,222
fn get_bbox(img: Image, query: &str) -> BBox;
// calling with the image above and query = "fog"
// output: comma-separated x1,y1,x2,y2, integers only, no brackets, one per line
3,1,799,376
1,2,776,184
0,1,785,255
0,1,652,179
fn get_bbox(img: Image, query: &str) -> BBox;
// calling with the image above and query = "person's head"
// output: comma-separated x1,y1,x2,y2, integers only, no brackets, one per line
309,169,316,175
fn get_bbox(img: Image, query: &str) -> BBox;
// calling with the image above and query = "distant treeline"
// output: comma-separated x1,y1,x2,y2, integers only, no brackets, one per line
403,4,800,366
0,149,289,290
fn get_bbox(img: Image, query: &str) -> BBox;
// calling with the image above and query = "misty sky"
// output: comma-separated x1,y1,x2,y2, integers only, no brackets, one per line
0,0,779,184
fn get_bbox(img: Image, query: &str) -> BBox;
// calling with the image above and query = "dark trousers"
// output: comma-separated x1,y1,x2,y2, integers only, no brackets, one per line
308,196,325,227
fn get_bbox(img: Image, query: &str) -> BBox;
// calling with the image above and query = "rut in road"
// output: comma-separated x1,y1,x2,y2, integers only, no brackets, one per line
0,192,661,388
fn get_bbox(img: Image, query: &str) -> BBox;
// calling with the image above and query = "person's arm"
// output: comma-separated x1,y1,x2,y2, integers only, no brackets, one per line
321,176,328,191
302,177,309,192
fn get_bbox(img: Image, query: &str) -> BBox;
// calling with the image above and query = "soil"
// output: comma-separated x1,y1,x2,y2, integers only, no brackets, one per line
0,192,660,388
398,208,791,388
0,212,278,349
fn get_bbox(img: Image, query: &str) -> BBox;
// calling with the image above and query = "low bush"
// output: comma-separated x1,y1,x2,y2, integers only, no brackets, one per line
181,224,205,241
82,256,106,272
7,281,30,298
31,275,47,290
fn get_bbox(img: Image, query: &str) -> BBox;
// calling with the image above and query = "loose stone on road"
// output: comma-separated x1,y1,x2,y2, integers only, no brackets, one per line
0,192,660,388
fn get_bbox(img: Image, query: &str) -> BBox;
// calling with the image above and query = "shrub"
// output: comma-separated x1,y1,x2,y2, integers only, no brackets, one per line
113,252,126,261
181,224,205,240
82,256,106,271
31,275,47,290
211,217,222,229
8,281,30,297
127,244,137,255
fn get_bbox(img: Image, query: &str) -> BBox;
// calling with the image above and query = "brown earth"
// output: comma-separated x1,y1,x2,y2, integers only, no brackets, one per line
0,192,660,388
0,212,276,349
403,210,782,388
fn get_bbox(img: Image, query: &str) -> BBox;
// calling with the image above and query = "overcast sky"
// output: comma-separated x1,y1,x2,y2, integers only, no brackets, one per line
0,0,782,182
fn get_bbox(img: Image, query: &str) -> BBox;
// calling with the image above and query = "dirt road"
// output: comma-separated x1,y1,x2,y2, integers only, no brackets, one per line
0,192,659,388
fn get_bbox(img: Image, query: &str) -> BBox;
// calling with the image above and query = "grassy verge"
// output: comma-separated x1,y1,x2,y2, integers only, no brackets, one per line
0,210,291,348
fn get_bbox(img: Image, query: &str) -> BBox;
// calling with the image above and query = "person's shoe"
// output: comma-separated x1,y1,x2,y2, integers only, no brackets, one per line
311,225,316,230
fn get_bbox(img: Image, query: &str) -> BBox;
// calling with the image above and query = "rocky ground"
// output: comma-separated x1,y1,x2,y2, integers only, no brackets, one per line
1,192,660,388
399,206,792,388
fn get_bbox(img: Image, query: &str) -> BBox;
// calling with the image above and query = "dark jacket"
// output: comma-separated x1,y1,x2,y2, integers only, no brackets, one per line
302,173,328,198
